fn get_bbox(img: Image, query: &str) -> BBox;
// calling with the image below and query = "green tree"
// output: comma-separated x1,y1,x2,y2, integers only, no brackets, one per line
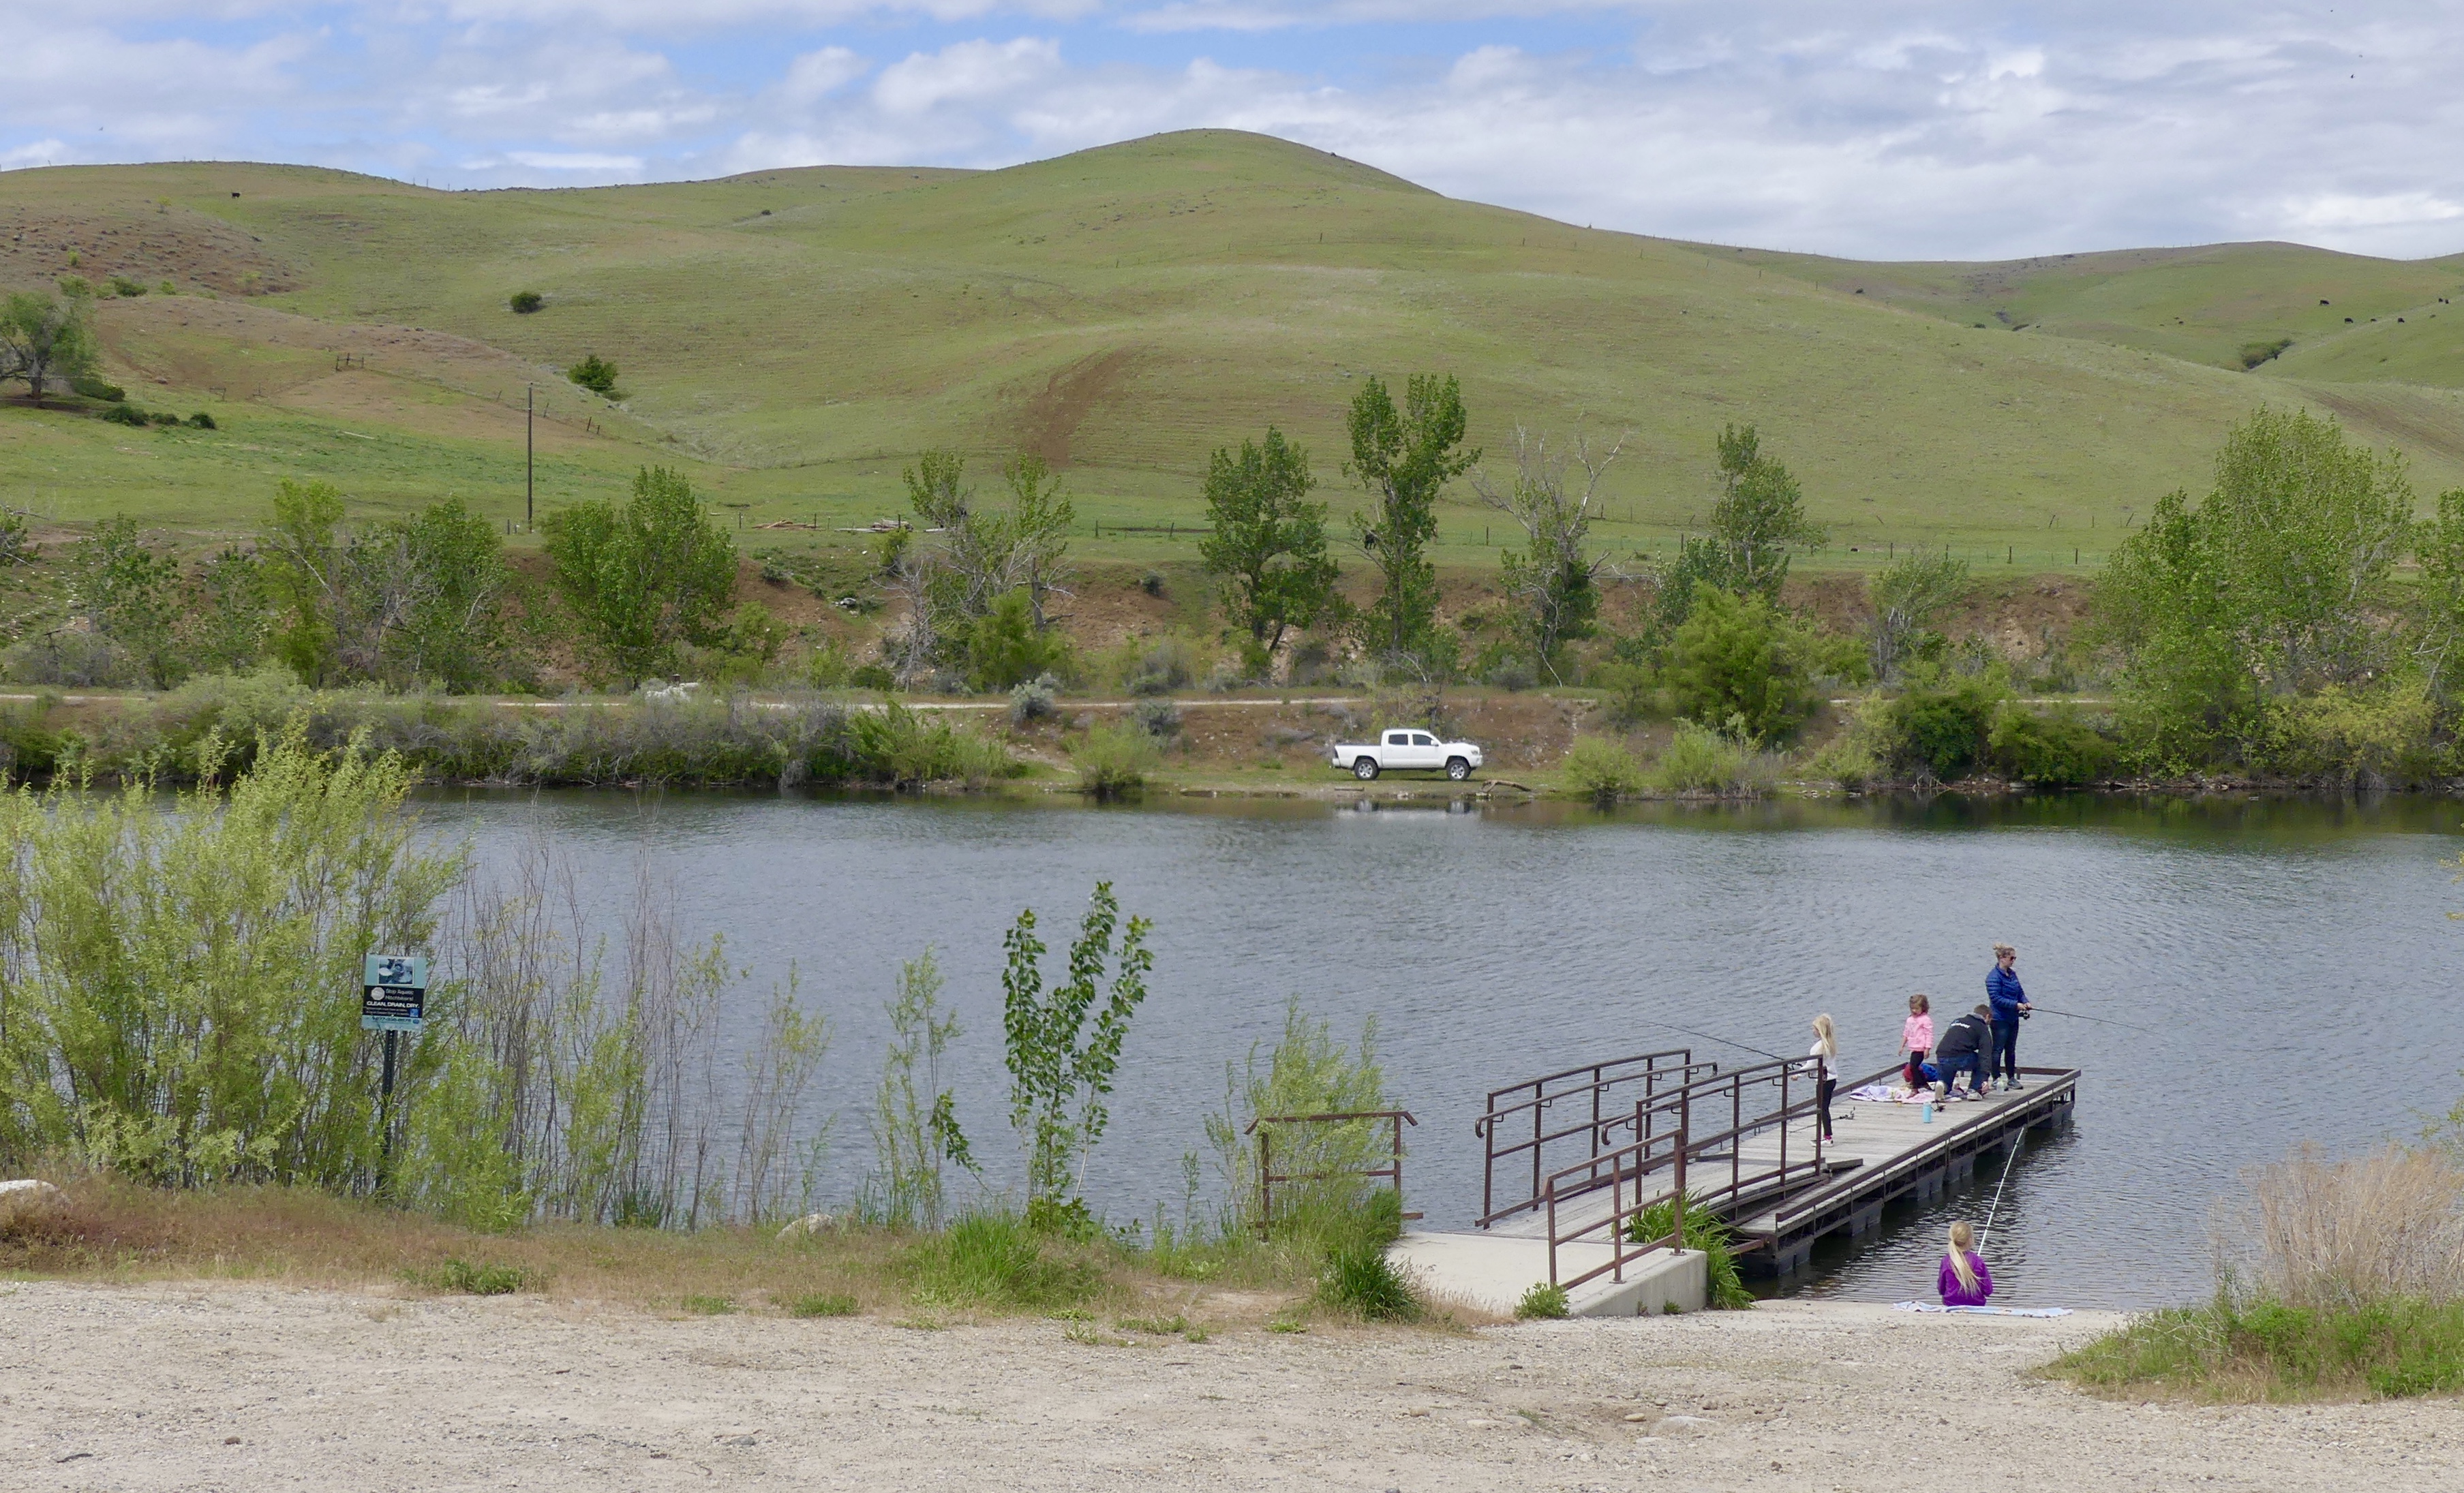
185,547,273,675
1658,424,1825,627
1001,880,1153,1231
566,354,620,397
2414,485,2464,693
1347,374,1477,665
2099,407,2414,767
262,484,513,690
67,517,181,688
1662,583,1815,743
1471,426,1620,681
1198,425,1338,661
1866,551,1969,683
546,466,737,686
0,290,98,401
964,589,1070,690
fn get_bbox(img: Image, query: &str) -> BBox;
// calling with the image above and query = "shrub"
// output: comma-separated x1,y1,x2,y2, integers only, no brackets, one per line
1624,1198,1752,1309
1663,584,1814,743
1319,1238,1420,1321
848,663,896,691
2260,677,2444,788
148,410,181,426
2239,337,2293,369
108,277,147,298
1117,636,1199,695
1,630,130,689
1560,735,1642,805
1652,719,1769,797
102,402,147,427
1515,1282,1570,1319
1989,703,2116,787
1881,669,2010,780
1131,696,1183,738
1140,570,1165,597
1071,721,1161,797
789,1292,858,1318
566,353,620,397
420,1259,544,1296
904,1209,1093,1308
69,373,125,401
1008,673,1059,724
508,290,544,313
186,412,216,430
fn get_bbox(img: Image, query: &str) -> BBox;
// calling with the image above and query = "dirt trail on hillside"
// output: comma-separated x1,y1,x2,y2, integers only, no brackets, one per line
2,1283,2454,1492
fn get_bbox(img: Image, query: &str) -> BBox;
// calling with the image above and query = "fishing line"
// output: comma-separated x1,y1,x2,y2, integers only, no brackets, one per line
1978,1131,2025,1251
1649,1020,1793,1065
2022,1004,2159,1036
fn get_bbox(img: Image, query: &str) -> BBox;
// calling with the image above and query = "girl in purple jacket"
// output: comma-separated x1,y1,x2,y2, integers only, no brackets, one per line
1939,1220,1993,1306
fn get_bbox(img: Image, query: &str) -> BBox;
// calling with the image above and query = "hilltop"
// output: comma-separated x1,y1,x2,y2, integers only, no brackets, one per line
5,129,2463,570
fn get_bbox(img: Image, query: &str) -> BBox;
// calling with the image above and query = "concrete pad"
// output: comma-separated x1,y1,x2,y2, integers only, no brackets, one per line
1390,1231,1707,1319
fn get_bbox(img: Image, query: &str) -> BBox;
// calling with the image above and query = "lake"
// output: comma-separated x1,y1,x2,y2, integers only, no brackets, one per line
416,788,2464,1310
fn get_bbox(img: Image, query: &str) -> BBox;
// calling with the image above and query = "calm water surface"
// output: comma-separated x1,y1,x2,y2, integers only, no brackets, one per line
413,789,2464,1310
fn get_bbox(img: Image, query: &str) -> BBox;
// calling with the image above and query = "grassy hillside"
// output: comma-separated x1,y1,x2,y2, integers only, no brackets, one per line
6,130,2464,576
1724,241,2464,382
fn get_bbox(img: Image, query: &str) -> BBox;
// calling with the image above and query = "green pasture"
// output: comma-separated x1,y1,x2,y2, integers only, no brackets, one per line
5,130,2463,566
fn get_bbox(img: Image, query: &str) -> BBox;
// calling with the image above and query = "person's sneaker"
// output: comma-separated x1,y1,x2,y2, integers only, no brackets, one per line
2007,1079,2026,1091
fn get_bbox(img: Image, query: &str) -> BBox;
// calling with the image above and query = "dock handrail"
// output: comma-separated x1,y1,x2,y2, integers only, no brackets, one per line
1539,1056,1826,1291
1247,1109,1419,1235
1472,1049,1716,1227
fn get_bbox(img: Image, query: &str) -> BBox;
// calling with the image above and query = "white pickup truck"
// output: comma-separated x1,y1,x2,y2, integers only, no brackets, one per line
1328,729,1485,781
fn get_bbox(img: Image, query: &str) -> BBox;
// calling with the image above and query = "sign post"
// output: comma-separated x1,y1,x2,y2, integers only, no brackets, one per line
363,955,428,1181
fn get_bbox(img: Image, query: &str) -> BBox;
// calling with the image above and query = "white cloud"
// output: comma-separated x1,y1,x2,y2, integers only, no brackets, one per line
874,37,1064,115
5,3,2464,258
505,149,648,170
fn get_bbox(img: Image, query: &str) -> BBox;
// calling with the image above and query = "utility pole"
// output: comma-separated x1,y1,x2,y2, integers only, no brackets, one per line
525,384,535,531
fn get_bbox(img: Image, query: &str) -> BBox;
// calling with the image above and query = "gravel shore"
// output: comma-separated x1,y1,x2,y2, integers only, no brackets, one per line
1,1282,2454,1491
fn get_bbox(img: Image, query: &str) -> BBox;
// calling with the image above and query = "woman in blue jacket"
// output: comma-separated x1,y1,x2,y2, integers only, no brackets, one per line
1986,943,2031,1091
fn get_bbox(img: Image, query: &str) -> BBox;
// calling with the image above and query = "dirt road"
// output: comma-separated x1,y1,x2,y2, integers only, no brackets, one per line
1,1282,2453,1491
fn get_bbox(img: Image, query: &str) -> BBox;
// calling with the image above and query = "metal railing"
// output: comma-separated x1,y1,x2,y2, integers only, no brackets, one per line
1247,1110,1419,1235
1472,1048,1714,1226
1538,1057,1827,1291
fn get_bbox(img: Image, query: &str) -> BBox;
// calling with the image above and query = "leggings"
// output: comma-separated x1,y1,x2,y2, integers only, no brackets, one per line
1904,1049,1928,1090
1816,1077,1836,1139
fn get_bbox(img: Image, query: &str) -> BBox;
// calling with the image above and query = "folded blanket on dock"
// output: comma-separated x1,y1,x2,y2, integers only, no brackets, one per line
1846,1084,1899,1103
1893,1302,2072,1317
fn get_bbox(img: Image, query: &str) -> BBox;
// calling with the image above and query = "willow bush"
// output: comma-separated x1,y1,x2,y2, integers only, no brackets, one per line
0,730,458,1190
0,728,834,1232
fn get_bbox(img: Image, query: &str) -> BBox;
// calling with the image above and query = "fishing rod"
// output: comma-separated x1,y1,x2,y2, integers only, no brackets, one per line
2022,1004,2159,1036
1649,1020,1795,1065
1978,1132,2024,1251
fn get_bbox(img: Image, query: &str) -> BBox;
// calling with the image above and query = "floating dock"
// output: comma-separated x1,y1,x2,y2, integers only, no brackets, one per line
1395,1049,2078,1316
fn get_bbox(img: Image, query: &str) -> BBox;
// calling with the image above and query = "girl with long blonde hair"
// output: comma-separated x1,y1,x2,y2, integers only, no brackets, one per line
1808,1013,1838,1143
1939,1219,1993,1306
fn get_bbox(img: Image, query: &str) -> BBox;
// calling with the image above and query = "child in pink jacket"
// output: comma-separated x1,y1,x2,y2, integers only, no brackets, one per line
1900,994,1934,1092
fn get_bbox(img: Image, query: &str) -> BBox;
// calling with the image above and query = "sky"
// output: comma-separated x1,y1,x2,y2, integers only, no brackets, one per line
9,1,2463,262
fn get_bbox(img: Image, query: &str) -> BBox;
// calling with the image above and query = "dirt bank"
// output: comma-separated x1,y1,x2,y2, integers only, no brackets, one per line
2,1284,2452,1491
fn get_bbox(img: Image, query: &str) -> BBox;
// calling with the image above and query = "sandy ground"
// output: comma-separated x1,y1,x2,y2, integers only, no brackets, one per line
1,1283,2456,1492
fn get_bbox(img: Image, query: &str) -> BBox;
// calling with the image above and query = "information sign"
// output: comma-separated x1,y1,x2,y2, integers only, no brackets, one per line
361,953,429,1032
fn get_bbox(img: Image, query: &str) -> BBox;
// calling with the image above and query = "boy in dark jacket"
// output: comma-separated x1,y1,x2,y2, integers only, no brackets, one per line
1932,1006,1993,1099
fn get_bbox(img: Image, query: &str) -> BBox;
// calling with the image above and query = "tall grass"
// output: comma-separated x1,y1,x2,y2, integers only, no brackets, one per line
2056,1142,2464,1400
1624,1197,1753,1309
1071,720,1161,798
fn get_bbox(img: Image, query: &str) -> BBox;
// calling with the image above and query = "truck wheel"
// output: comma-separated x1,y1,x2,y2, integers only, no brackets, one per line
1353,757,1380,780
1446,757,1471,781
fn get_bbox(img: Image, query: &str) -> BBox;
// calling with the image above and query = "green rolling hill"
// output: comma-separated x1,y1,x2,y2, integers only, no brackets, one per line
5,129,2463,574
